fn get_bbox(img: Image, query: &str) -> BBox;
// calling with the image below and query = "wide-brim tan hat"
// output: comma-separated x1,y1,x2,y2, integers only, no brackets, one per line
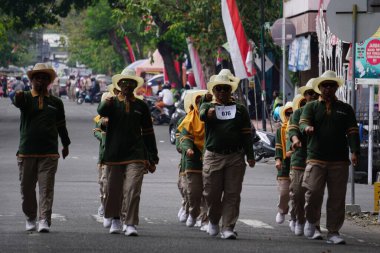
184,90,198,113
292,94,306,111
279,101,293,123
207,74,238,95
313,70,344,94
113,68,144,91
218,69,240,83
298,78,317,95
27,63,57,83
191,90,208,109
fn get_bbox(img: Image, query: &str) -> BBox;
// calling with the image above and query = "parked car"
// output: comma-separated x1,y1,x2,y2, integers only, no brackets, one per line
168,100,186,144
147,74,164,95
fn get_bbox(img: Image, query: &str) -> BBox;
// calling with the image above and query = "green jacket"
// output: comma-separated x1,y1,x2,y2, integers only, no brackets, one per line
287,108,307,169
199,101,254,160
180,126,203,173
97,97,158,165
93,118,106,164
176,116,185,173
299,99,360,163
275,127,290,178
14,91,70,157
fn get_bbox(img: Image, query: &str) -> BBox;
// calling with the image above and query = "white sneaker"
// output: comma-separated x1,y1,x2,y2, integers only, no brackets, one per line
179,212,188,223
26,219,36,231
37,219,50,233
304,221,316,238
103,217,112,228
98,204,104,217
327,234,345,244
122,224,127,232
220,230,237,239
208,222,220,236
186,215,196,227
200,224,208,232
294,221,304,236
125,225,138,236
109,219,122,234
289,220,296,232
311,228,323,240
276,212,285,224
177,207,184,219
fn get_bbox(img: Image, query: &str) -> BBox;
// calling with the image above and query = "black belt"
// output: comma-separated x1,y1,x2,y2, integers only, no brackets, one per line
207,146,243,155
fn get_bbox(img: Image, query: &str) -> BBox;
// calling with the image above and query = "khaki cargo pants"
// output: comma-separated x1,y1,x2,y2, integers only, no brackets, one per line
18,156,59,225
104,163,145,225
302,162,349,234
202,150,246,231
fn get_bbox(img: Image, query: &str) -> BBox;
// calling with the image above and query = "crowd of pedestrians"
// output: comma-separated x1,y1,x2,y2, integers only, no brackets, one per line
12,63,359,245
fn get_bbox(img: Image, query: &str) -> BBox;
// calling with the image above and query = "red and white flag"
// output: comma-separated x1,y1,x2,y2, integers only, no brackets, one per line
245,40,256,75
186,38,206,89
221,0,252,79
216,47,222,66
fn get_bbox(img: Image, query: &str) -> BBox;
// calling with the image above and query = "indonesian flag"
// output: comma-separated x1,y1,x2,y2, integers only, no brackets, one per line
124,35,136,63
186,38,206,89
221,0,252,78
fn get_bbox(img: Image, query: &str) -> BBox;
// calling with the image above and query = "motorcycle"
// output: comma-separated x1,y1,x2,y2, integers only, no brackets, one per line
76,89,102,104
151,105,175,125
252,129,276,161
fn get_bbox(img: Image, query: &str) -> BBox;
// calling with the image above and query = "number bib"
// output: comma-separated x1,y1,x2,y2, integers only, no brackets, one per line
215,105,236,120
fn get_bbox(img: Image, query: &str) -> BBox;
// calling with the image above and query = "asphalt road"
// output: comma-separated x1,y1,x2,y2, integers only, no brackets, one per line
0,98,379,253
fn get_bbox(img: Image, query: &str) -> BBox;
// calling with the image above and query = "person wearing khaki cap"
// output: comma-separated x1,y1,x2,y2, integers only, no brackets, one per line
299,70,360,244
287,78,323,239
199,72,255,239
97,68,159,236
13,63,71,233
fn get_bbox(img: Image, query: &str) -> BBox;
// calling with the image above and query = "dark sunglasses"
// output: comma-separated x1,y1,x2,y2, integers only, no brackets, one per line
285,111,292,117
33,74,50,81
304,90,315,96
214,85,231,92
320,82,337,88
118,79,137,87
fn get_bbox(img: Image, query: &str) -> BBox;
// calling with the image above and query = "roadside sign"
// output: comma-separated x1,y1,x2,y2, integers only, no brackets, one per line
374,182,380,212
356,36,380,85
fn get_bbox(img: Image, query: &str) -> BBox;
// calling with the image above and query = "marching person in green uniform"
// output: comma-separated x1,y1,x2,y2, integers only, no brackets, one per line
178,90,208,228
13,63,71,232
93,83,121,229
97,69,159,236
288,79,323,238
298,71,360,244
199,72,255,239
274,102,293,226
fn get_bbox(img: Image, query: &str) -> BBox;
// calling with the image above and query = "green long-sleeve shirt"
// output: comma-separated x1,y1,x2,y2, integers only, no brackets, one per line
180,127,203,173
287,108,307,169
93,118,106,164
299,99,360,163
275,127,290,178
199,101,254,160
14,90,71,157
97,97,158,165
176,116,185,174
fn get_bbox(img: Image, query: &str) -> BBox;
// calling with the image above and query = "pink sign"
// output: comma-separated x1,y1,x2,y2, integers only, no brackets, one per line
366,39,380,65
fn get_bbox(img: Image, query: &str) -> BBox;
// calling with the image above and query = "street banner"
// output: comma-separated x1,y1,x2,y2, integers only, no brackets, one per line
186,38,206,89
124,35,136,63
221,0,252,79
288,36,311,72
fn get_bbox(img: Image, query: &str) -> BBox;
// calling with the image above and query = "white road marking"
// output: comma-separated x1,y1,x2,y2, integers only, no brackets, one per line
0,213,16,217
71,156,79,159
239,219,274,229
52,213,67,221
159,140,165,143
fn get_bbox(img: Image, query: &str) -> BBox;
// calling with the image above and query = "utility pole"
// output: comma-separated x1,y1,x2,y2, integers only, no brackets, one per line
260,0,266,131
